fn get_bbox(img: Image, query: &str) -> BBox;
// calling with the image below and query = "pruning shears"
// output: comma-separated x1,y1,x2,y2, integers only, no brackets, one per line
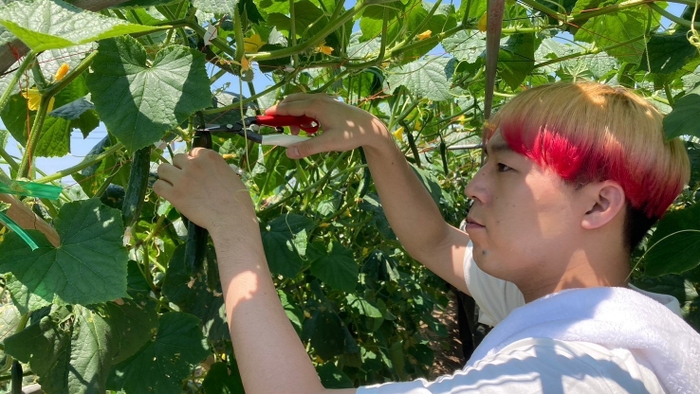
185,114,319,273
194,114,319,149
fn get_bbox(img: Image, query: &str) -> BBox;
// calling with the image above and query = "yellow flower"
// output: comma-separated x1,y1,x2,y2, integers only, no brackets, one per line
455,115,466,124
392,126,404,140
478,12,488,32
240,56,251,72
244,34,265,53
21,88,55,112
54,63,69,82
316,42,334,55
417,30,432,41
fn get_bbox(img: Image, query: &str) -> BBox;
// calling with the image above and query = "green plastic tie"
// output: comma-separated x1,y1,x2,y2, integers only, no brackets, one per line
0,211,39,251
0,180,62,199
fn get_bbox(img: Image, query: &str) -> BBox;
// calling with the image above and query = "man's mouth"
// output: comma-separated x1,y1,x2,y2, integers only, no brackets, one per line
466,216,485,228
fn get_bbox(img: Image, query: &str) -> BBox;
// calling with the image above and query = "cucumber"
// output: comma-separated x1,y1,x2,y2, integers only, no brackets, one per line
185,128,211,273
355,148,372,201
122,146,151,227
11,360,22,394
185,219,208,274
100,184,125,210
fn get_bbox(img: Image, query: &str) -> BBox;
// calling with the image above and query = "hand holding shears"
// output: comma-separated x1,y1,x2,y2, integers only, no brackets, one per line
183,113,318,273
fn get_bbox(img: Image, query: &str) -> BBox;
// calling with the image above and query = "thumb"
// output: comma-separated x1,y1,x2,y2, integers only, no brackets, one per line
286,138,322,159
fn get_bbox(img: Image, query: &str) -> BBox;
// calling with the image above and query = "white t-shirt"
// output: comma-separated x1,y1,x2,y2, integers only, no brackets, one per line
356,242,676,394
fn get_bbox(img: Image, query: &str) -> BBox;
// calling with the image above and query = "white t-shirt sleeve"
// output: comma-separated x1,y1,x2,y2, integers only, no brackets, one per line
356,338,664,394
462,241,525,326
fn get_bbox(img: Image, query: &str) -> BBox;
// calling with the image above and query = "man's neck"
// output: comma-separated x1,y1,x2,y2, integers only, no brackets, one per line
518,248,631,303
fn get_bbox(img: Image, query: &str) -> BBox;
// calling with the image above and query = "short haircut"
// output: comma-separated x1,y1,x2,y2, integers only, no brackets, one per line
486,82,690,250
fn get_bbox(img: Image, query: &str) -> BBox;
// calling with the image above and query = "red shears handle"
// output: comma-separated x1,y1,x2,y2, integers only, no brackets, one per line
256,115,319,134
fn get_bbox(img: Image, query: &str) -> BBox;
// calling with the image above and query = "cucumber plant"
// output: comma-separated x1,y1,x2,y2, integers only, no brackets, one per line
0,0,698,393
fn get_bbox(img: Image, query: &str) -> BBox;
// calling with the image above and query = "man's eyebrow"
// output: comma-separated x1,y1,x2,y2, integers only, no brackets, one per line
483,141,513,156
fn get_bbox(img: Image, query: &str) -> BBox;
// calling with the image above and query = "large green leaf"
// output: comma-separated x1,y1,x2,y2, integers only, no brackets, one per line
388,56,453,101
310,241,358,292
86,36,211,152
0,303,20,360
302,300,346,360
4,306,73,394
0,198,128,305
5,272,51,314
0,0,162,52
664,85,700,139
261,213,314,277
102,294,159,365
317,362,354,389
0,0,19,46
443,30,486,64
0,74,97,156
393,2,458,63
346,293,383,318
640,32,699,75
644,202,700,276
162,245,229,341
201,361,245,394
107,312,210,394
4,299,155,394
498,33,535,90
193,0,238,14
574,7,649,65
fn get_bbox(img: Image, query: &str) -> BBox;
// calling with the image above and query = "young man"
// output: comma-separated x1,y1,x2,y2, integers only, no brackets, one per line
154,82,700,393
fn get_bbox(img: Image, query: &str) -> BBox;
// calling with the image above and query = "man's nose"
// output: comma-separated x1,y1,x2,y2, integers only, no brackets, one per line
464,167,487,204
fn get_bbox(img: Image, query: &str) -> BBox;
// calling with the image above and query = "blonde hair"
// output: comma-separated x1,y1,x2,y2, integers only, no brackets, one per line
487,82,690,219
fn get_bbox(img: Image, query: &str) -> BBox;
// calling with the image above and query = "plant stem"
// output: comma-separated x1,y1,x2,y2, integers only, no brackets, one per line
252,1,368,61
202,78,289,115
664,83,675,106
233,5,246,62
290,0,299,66
0,51,36,115
517,0,562,20
18,96,50,179
533,35,646,68
258,152,353,215
46,51,97,97
649,2,700,28
0,146,19,173
34,142,124,184
569,0,657,26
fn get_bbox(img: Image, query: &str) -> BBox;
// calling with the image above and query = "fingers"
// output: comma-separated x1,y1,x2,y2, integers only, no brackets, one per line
266,94,338,119
157,148,212,188
286,132,334,159
152,178,173,197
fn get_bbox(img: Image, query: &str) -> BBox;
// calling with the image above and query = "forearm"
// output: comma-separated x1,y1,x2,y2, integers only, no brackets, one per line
365,141,448,250
362,122,465,282
211,227,329,394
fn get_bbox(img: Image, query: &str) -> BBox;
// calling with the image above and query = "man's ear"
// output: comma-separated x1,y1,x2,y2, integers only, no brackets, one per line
581,181,626,230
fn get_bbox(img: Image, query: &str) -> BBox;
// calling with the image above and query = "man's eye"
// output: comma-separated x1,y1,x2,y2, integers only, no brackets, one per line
497,163,512,172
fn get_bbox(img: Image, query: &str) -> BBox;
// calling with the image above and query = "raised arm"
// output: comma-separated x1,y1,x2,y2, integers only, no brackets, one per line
268,94,471,294
155,149,358,394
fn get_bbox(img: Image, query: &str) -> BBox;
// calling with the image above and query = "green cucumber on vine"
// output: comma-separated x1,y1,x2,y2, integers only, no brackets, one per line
185,127,212,274
355,148,371,201
121,146,151,227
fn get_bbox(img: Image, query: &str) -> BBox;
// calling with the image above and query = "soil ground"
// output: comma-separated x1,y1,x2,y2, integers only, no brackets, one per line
426,292,466,379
